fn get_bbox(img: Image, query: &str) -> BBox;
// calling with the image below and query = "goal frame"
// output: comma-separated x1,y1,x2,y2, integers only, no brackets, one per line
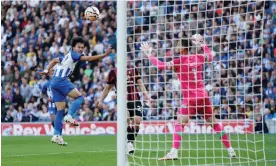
117,1,128,166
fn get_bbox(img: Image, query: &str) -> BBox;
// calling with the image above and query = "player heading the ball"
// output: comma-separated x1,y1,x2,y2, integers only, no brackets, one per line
38,36,111,145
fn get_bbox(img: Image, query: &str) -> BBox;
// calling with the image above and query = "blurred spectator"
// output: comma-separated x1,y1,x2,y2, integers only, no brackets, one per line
20,77,32,102
39,105,51,122
2,110,14,122
12,88,24,110
93,108,102,121
3,87,13,104
14,106,23,122
255,115,269,134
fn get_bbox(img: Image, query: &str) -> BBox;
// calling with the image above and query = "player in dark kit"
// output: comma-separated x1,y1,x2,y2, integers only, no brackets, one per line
96,66,151,154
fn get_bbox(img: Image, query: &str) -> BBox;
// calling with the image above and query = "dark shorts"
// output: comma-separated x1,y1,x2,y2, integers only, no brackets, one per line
127,101,142,117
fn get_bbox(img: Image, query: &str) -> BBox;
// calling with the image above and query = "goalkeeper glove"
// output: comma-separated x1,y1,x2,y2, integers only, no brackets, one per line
140,42,152,56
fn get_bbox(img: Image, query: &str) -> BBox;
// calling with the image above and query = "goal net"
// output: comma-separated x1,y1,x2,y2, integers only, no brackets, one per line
120,1,269,166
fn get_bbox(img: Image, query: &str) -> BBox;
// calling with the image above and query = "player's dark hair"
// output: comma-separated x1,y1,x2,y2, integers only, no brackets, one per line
181,39,189,48
181,38,192,52
71,36,85,47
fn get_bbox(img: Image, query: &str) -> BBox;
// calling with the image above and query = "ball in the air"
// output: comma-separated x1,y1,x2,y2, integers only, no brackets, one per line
84,6,100,21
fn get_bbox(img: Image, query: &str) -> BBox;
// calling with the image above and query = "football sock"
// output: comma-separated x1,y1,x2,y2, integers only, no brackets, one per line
54,110,64,135
127,126,135,143
172,123,183,149
68,96,84,116
213,123,231,148
135,126,139,137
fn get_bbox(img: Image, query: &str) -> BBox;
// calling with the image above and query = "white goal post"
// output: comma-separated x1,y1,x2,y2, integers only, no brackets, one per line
117,1,128,166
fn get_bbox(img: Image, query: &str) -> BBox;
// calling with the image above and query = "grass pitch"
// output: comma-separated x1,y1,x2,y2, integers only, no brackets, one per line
2,134,276,166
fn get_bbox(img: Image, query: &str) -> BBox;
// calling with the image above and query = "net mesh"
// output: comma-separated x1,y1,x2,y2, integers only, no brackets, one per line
125,1,267,165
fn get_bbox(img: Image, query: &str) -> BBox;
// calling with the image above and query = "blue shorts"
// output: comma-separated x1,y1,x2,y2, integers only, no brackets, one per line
50,77,75,102
48,107,57,115
48,102,56,115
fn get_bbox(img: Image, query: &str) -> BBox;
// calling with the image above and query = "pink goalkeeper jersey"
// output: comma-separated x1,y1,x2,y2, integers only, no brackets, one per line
172,54,207,100
148,45,213,101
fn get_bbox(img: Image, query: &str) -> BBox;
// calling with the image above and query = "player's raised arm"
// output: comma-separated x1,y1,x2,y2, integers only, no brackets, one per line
201,44,213,62
38,58,60,75
96,84,113,109
40,81,49,98
135,68,151,100
137,79,150,100
140,42,174,70
96,69,116,108
80,47,112,62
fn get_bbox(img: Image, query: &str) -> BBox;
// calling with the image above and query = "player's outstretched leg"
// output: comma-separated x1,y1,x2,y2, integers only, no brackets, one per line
126,126,140,155
127,125,140,154
127,125,135,154
206,116,236,158
126,103,142,155
51,109,67,146
127,115,141,155
159,114,189,160
64,95,84,126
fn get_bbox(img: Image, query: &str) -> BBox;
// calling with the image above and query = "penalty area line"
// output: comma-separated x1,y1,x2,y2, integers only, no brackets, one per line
2,149,117,158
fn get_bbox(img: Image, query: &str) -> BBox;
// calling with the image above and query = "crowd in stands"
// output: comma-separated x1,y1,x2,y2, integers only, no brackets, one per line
1,1,117,122
1,1,276,124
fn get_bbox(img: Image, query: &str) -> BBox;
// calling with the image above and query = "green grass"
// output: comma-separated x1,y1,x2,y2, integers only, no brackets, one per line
2,134,276,166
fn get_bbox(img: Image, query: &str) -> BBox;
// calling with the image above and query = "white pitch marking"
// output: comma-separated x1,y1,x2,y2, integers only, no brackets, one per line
2,149,117,158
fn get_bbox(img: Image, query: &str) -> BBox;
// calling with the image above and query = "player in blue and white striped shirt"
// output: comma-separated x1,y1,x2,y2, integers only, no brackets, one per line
39,36,111,145
41,78,56,127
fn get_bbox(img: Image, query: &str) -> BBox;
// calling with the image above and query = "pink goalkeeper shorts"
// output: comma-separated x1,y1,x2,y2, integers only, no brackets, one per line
179,97,213,119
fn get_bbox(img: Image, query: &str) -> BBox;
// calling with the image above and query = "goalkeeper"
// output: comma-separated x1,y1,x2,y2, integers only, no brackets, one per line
141,34,236,160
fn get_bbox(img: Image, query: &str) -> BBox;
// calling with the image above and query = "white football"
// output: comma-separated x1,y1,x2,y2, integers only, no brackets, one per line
85,6,100,21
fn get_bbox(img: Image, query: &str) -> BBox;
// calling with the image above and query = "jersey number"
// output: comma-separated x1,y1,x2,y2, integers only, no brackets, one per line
137,105,142,112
